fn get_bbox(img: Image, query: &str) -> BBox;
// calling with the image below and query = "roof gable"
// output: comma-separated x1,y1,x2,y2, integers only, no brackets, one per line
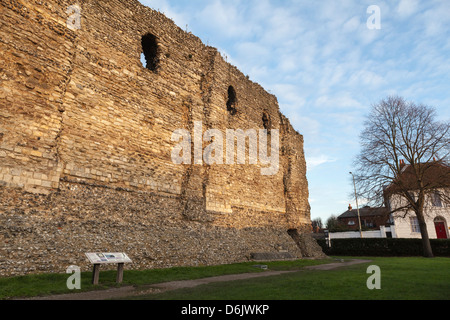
385,161,450,194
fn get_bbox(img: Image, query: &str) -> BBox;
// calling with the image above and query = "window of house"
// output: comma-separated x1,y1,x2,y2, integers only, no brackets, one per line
410,217,421,233
431,192,443,207
348,220,355,226
141,33,159,72
226,86,237,115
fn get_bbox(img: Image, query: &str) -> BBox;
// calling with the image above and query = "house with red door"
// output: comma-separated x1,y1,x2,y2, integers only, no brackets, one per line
385,161,450,240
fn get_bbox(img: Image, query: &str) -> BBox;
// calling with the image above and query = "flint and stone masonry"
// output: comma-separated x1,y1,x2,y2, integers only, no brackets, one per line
0,0,325,276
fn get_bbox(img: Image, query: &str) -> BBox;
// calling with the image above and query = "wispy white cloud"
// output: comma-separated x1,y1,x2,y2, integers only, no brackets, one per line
306,155,338,171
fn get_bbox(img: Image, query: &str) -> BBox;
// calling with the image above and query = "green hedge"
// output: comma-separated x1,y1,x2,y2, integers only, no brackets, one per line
317,238,450,257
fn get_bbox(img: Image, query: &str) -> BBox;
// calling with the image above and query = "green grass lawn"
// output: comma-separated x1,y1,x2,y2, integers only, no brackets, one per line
129,257,450,300
0,259,328,300
1,257,449,300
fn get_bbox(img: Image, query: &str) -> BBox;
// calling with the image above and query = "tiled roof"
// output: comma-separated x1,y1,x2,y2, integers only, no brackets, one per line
385,161,450,193
338,206,389,219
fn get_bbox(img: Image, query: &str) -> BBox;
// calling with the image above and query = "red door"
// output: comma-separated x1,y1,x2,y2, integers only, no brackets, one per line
435,222,448,239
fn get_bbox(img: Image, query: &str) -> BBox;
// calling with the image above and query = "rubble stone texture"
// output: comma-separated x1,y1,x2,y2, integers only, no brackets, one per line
0,0,325,277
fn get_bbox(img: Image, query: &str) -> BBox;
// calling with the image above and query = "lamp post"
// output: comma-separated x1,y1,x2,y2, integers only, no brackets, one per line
349,172,363,238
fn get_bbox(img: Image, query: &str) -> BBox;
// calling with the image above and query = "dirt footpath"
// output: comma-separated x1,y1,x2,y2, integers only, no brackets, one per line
19,259,372,300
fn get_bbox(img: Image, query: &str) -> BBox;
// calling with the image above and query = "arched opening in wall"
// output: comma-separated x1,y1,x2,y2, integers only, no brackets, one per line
141,33,159,72
287,229,302,250
226,86,237,115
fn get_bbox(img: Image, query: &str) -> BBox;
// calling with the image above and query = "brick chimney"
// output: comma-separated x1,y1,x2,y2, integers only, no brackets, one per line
348,204,353,211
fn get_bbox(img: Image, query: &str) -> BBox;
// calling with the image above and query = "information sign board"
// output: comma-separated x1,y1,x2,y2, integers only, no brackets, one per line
85,252,132,285
85,252,132,265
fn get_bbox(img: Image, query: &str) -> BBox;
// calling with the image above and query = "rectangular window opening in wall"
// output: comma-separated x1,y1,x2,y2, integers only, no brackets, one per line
141,33,159,72
227,86,237,115
262,112,271,134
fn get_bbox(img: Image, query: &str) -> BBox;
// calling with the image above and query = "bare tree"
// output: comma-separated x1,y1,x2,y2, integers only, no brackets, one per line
353,96,450,258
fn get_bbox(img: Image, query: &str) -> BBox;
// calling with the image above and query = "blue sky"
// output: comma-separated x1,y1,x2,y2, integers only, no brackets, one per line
139,0,450,223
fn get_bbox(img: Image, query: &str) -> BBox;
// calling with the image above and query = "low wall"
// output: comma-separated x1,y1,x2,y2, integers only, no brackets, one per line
329,226,396,239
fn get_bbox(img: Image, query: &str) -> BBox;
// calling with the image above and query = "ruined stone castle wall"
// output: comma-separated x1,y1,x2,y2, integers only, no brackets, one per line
0,0,321,276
